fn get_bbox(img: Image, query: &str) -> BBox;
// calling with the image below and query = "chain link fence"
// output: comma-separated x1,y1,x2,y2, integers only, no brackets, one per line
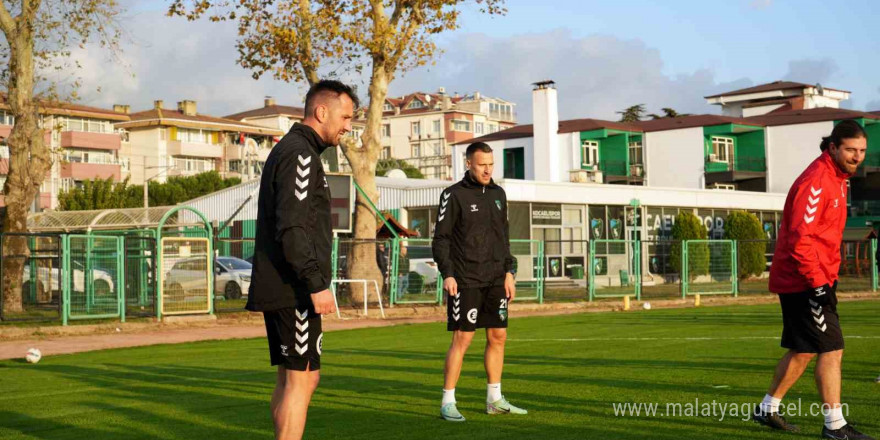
541,240,586,301
159,237,212,316
640,240,682,298
386,238,440,305
125,236,157,318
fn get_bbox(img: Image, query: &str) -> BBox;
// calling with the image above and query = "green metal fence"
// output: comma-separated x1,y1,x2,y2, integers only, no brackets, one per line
387,238,442,305
63,235,125,324
124,236,157,318
872,239,878,292
589,239,641,300
511,239,544,302
0,233,64,322
681,240,737,297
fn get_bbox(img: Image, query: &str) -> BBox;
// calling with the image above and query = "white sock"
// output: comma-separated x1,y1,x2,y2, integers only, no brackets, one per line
760,394,782,414
441,388,456,407
487,383,502,403
824,406,847,430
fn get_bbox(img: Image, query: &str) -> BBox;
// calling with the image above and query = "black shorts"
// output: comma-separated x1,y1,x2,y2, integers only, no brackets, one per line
447,285,509,332
263,306,323,371
778,290,844,354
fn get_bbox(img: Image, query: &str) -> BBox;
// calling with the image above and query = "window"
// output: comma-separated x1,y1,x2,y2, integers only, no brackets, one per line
381,146,391,159
429,141,442,156
411,121,421,136
412,144,421,157
628,140,643,165
407,99,424,109
432,119,441,133
581,140,599,168
450,119,471,132
383,102,394,112
117,129,129,142
64,148,115,165
174,157,215,172
475,122,484,135
61,117,111,133
176,128,214,144
504,147,525,179
159,128,167,141
0,111,14,126
381,124,391,138
488,124,498,133
711,136,734,163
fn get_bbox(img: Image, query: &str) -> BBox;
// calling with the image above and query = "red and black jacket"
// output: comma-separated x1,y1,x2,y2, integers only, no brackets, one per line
769,151,849,294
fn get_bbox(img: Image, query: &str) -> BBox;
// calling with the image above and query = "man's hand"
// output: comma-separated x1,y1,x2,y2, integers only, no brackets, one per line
504,272,516,302
311,289,336,315
443,277,458,297
811,283,833,306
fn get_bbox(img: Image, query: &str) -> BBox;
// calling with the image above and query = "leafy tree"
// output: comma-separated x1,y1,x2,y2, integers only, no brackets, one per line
669,211,709,280
58,172,241,211
169,0,506,302
616,104,647,122
376,158,424,179
58,177,141,211
724,210,767,279
0,0,125,312
648,107,691,119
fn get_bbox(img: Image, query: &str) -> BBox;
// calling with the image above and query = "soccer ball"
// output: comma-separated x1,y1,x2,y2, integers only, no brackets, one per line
643,302,652,310
25,348,41,364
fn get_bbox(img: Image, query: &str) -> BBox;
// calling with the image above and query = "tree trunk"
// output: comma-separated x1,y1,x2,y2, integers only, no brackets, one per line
1,21,52,315
342,62,389,306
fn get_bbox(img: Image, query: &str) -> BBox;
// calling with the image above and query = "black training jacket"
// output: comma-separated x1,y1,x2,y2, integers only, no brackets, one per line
246,124,332,312
432,172,515,288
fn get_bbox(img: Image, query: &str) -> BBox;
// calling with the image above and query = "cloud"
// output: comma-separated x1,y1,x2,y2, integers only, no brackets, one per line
749,0,773,10
389,30,753,122
73,10,311,116
782,58,838,86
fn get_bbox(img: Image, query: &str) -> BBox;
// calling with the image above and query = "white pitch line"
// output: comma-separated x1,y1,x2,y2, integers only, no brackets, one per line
508,336,880,342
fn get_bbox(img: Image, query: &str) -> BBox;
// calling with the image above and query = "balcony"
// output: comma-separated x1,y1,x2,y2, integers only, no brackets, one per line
0,192,51,209
488,110,517,123
602,160,645,185
0,125,10,139
167,140,223,158
705,155,767,190
61,162,121,181
60,131,121,151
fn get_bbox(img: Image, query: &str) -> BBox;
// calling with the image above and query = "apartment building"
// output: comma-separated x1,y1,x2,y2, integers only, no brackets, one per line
115,100,284,184
379,89,516,179
0,97,131,210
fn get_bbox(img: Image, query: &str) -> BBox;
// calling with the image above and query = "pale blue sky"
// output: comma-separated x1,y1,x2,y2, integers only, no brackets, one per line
101,1,879,121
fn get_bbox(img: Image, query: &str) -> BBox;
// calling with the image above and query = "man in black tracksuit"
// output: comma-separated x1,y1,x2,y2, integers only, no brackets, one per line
246,80,357,440
433,142,527,422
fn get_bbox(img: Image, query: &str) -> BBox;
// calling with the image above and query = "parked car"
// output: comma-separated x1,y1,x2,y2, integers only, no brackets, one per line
163,256,252,300
215,257,252,300
21,260,115,298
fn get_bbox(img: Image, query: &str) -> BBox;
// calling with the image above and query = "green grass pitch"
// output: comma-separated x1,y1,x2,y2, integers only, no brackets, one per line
1,300,878,439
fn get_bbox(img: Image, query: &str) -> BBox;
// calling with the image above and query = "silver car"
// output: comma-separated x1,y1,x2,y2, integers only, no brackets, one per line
215,257,252,300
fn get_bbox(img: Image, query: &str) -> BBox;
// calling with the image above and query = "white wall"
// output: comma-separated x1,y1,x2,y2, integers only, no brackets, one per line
766,121,833,193
454,137,536,182
645,127,705,189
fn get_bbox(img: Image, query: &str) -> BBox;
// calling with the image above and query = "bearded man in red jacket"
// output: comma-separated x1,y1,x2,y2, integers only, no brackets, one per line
752,120,873,440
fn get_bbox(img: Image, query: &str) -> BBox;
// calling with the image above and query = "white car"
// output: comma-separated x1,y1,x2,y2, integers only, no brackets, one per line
215,257,251,300
21,261,115,297
163,256,251,300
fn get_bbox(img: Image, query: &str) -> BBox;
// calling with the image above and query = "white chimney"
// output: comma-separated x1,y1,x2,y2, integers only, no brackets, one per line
532,80,560,182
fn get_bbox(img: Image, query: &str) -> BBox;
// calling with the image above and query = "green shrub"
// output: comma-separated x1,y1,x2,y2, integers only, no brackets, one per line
669,211,709,280
724,210,767,279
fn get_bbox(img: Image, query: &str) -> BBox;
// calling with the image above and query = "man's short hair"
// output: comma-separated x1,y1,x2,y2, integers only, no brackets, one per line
304,80,360,117
466,142,493,159
820,119,867,151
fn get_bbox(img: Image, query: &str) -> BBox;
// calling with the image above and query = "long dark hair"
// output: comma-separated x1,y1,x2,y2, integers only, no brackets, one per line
820,119,867,151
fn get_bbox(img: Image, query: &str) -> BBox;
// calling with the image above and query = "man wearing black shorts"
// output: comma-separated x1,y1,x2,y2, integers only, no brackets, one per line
433,142,526,422
752,120,873,440
246,80,357,440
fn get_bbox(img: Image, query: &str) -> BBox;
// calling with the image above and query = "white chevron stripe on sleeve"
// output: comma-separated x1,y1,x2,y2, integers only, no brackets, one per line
810,186,822,196
298,154,312,166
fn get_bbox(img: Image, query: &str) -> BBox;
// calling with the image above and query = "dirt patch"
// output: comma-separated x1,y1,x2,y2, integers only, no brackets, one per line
1,292,877,361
